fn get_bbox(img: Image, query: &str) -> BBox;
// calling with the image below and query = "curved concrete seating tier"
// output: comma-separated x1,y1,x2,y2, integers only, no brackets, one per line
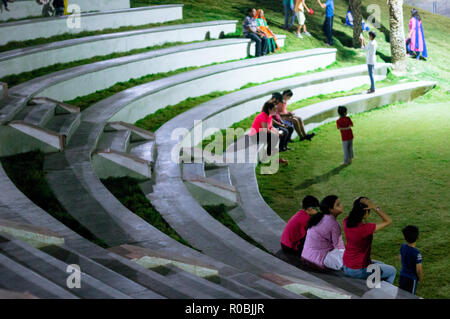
83,48,336,124
0,232,134,299
0,38,272,156
0,20,238,78
2,38,263,121
0,0,131,22
0,5,183,46
0,162,287,298
41,121,307,299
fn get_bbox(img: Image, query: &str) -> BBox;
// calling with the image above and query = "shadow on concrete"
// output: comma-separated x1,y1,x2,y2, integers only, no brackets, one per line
295,164,348,191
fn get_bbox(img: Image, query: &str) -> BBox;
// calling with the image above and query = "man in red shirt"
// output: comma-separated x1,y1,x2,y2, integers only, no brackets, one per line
336,106,354,165
281,195,320,256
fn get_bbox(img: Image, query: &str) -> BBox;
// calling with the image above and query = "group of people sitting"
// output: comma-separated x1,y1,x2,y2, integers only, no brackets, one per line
1,0,65,16
243,8,280,57
249,90,315,165
281,195,424,295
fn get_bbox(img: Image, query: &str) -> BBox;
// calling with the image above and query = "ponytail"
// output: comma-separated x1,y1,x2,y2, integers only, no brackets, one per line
307,195,338,229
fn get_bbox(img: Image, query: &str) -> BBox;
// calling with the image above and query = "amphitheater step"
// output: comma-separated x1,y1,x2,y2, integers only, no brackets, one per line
0,233,134,298
0,5,184,46
14,100,57,127
205,165,233,186
108,244,271,299
182,162,206,180
0,249,78,299
97,130,132,153
184,177,238,207
40,244,165,299
0,20,238,78
44,112,81,144
0,0,131,22
0,218,65,249
92,125,155,179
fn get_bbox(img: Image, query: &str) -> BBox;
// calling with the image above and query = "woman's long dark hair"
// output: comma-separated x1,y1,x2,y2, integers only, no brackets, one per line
346,197,369,228
262,102,276,115
411,8,421,21
307,195,338,229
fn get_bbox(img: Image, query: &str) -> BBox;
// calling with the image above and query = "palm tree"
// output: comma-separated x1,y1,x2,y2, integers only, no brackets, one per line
387,0,407,71
349,0,363,48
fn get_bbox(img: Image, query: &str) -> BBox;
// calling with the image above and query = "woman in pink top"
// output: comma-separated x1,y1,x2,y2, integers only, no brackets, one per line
278,90,315,141
301,195,345,270
249,101,288,164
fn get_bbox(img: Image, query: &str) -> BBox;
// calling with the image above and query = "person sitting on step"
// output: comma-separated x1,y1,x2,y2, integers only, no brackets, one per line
249,101,288,164
243,8,269,57
277,89,315,141
301,195,346,271
281,195,320,257
254,9,280,53
270,92,293,151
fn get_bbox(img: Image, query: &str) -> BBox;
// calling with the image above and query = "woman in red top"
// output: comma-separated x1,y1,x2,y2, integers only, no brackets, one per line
250,101,288,164
343,197,397,284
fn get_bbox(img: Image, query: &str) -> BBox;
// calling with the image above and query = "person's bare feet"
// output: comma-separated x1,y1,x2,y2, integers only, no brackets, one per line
279,158,289,165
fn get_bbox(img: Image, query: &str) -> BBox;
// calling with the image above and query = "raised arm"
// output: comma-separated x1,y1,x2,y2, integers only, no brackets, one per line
361,199,392,233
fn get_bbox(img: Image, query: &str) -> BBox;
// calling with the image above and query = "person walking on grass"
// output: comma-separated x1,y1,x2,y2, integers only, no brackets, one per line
282,0,296,30
1,0,14,12
342,197,396,284
243,8,268,58
399,225,424,295
317,0,334,45
294,0,311,39
336,106,353,165
360,31,378,94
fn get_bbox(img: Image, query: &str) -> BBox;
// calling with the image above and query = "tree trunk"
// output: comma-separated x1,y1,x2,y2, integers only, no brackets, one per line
388,0,406,72
350,0,363,48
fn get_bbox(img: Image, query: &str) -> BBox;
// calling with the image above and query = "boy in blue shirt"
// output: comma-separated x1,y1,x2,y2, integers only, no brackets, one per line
317,0,334,45
399,225,424,295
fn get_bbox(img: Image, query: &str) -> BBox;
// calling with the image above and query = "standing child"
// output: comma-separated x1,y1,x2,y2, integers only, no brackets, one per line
294,0,311,39
399,225,424,295
360,31,378,94
336,106,353,165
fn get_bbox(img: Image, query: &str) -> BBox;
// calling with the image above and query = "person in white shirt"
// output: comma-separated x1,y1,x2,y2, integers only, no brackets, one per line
360,31,377,94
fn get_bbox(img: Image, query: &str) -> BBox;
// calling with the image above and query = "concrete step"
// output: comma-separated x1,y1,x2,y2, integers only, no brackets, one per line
205,165,233,186
92,149,152,180
97,130,131,153
14,101,56,127
0,250,78,299
44,112,81,144
105,121,155,142
182,162,206,180
184,177,238,208
0,217,65,249
40,244,164,299
0,5,184,46
129,140,156,163
108,244,270,299
162,264,245,299
0,234,132,299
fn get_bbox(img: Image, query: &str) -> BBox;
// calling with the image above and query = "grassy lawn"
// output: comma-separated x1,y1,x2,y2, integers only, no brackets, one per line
256,100,450,299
